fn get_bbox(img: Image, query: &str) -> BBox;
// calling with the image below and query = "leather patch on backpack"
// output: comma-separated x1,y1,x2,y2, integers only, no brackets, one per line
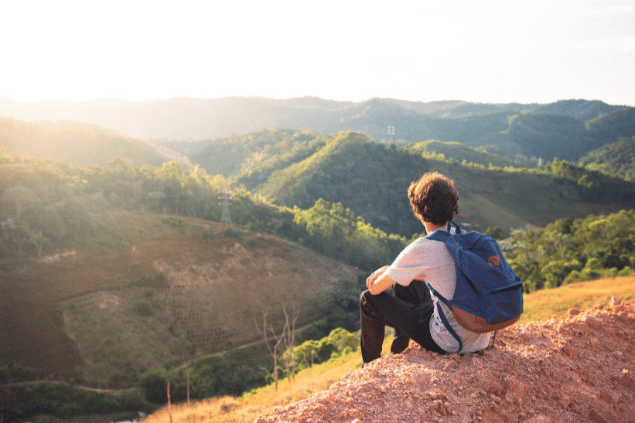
453,306,520,333
488,255,500,267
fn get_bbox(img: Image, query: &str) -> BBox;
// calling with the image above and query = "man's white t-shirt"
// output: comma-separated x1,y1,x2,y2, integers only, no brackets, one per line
385,226,490,353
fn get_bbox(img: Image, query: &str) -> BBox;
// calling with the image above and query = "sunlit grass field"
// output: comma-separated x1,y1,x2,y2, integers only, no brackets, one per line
142,276,635,423
519,275,635,323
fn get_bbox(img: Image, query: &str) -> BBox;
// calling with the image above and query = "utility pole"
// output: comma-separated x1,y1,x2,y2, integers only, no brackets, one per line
220,191,232,227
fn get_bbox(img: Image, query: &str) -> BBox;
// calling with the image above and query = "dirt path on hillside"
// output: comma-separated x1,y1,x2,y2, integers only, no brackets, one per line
171,321,317,371
255,298,635,423
0,379,136,393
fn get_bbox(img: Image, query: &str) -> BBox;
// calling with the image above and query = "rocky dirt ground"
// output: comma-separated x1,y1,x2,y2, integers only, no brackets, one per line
255,297,635,423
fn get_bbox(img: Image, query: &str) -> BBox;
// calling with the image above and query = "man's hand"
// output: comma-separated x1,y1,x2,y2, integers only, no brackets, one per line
366,265,389,290
366,265,395,295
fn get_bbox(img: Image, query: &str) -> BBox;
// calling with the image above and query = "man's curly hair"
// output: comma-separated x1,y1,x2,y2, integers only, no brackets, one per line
408,172,459,225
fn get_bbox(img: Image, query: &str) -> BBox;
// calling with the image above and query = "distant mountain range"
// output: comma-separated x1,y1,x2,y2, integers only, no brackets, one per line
2,97,633,162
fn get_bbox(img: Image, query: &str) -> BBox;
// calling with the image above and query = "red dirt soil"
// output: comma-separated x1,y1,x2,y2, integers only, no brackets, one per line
255,298,635,423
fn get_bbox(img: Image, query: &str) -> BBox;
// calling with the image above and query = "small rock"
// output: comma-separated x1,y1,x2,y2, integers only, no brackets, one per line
483,376,505,395
590,406,616,423
568,308,582,317
582,314,602,329
504,378,526,403
561,343,580,358
430,399,447,417
524,416,553,423
600,389,619,407
557,394,570,409
443,360,458,370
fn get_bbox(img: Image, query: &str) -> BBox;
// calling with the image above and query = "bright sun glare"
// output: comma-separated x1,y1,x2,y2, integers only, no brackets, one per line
2,0,634,106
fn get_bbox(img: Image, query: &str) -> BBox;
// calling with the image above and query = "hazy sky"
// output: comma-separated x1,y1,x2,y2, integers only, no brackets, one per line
3,0,634,106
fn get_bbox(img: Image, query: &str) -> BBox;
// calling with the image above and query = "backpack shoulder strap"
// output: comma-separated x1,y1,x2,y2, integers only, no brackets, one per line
435,301,463,355
424,276,464,354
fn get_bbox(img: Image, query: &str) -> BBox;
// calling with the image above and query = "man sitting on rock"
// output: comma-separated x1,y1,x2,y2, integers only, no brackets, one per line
360,171,490,363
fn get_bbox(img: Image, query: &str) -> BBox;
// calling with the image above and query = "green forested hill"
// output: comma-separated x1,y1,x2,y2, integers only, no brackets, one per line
256,132,429,235
579,136,635,180
245,131,635,236
411,140,528,167
0,117,168,167
470,113,582,159
189,128,327,185
564,108,635,160
533,99,624,121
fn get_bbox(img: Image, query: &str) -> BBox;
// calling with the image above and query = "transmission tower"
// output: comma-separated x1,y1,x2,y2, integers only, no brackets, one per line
387,125,395,141
220,191,232,227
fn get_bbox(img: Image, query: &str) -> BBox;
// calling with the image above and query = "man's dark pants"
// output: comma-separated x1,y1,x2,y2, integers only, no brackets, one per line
360,281,445,363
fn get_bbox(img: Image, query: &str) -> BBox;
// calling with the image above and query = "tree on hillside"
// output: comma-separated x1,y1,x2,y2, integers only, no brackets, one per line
485,226,505,240
280,304,300,381
1,186,41,217
508,210,635,290
254,303,298,391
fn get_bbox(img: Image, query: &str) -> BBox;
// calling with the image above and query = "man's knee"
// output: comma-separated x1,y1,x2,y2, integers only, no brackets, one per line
360,289,379,314
360,289,371,307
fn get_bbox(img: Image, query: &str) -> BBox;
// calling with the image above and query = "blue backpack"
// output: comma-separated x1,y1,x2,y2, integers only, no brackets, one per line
425,222,523,354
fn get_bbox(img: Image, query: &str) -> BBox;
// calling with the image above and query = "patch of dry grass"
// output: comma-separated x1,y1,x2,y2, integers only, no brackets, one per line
519,276,635,323
61,287,191,386
141,350,368,423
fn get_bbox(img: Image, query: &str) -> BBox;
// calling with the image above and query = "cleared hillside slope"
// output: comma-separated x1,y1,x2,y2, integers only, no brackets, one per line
0,212,360,385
